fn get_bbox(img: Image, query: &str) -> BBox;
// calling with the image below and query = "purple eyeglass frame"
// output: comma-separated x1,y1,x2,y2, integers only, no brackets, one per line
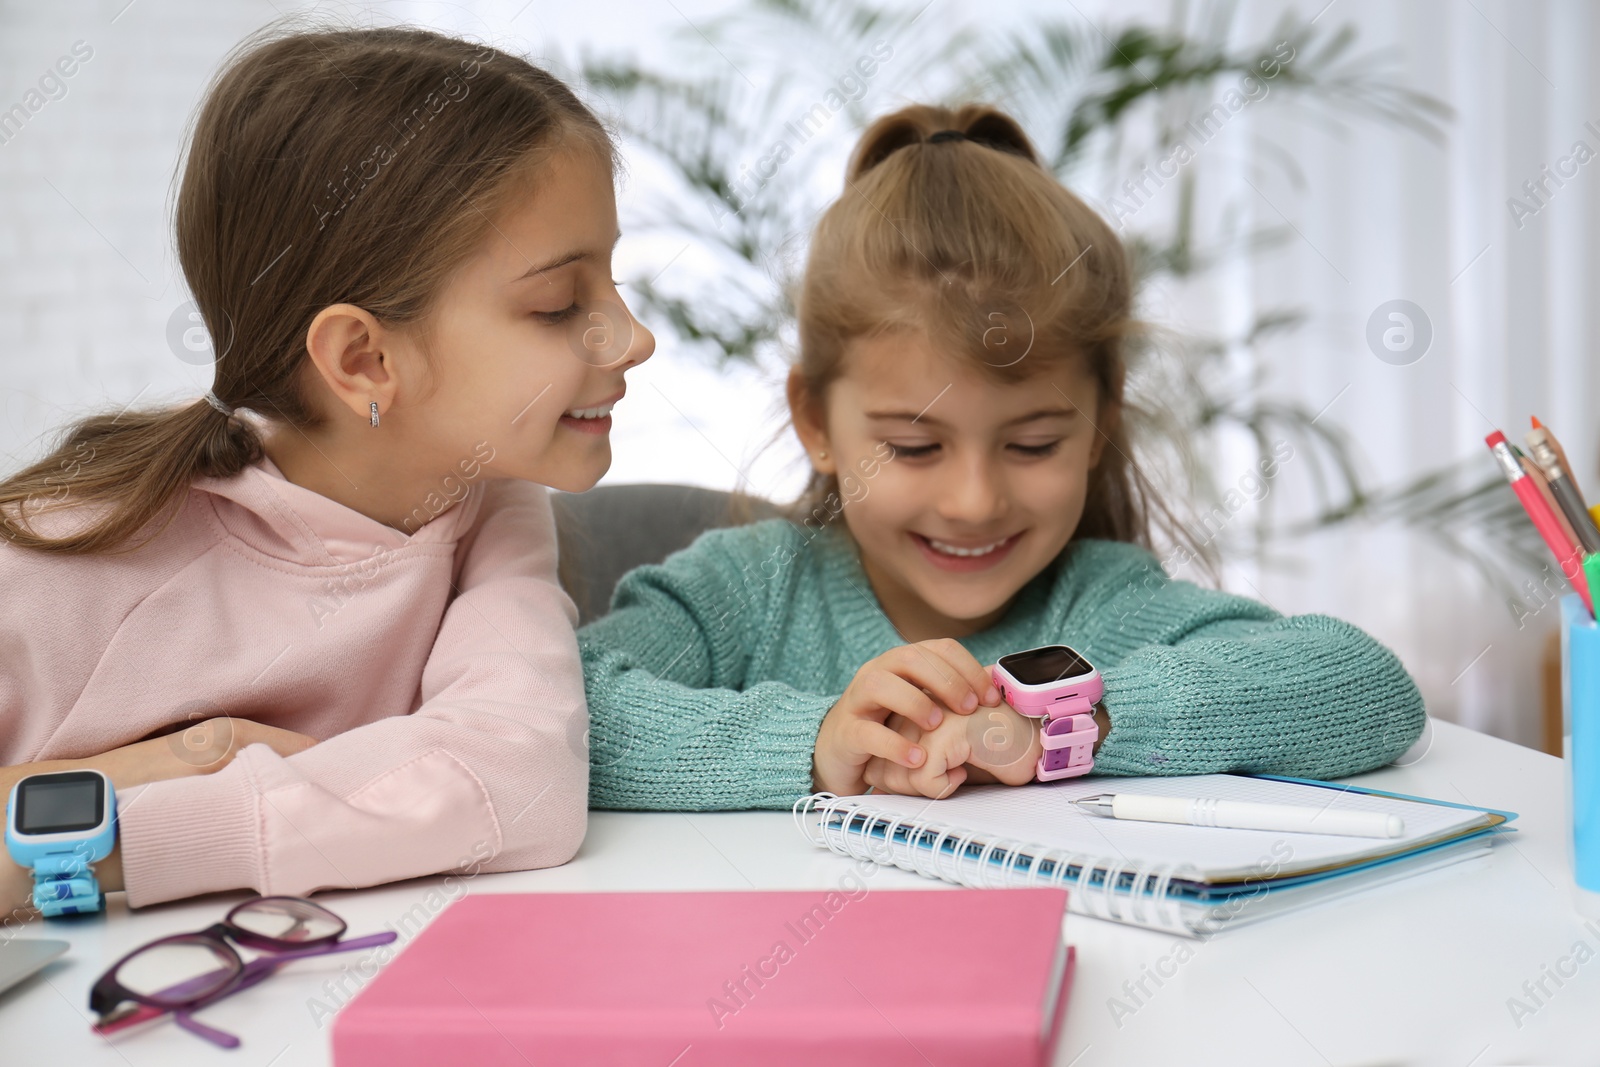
89,895,397,1049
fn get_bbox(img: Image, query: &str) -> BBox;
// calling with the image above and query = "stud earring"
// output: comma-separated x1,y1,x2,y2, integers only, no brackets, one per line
369,401,380,428
817,450,828,461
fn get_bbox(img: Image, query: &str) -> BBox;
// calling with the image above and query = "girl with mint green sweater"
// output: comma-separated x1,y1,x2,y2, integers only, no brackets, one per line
580,103,1424,810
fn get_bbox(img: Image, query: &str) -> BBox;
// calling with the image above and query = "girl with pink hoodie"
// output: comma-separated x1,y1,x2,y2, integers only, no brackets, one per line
0,25,653,917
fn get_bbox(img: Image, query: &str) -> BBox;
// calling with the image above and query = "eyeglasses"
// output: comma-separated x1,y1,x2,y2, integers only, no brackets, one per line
89,896,397,1049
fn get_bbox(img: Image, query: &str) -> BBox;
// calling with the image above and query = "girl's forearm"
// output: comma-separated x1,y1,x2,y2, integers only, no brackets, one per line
3,719,314,797
2,719,316,903
2,737,200,795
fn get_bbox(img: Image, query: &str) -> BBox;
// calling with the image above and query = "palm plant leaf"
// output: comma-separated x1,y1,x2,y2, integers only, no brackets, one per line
576,0,1541,602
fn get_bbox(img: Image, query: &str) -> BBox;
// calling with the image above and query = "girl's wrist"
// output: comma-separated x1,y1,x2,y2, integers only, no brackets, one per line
1023,714,1046,768
971,707,1042,786
0,759,79,800
94,838,124,895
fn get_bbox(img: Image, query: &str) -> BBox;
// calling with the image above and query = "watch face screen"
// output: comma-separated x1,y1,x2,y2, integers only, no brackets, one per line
999,645,1093,686
16,774,104,835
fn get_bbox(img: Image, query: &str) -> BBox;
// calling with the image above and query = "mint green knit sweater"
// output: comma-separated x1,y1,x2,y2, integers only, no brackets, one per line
579,519,1424,810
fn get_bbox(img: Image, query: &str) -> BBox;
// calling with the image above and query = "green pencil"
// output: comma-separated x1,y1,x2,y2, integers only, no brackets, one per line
1586,554,1600,620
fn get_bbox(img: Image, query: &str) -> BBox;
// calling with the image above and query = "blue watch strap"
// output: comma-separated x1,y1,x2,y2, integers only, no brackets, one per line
31,846,105,916
33,869,104,917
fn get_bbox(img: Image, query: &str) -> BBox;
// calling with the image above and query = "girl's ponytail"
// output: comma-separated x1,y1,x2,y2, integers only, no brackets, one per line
845,104,1039,180
1,22,613,555
0,398,260,554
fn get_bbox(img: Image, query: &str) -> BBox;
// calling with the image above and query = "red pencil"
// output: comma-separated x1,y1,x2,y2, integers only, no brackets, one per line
1519,452,1582,549
1488,430,1592,614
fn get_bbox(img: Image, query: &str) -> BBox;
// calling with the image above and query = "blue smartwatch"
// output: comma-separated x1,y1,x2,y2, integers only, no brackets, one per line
5,770,116,917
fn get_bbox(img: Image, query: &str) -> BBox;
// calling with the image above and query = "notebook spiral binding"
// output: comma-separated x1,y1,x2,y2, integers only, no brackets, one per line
793,792,1207,935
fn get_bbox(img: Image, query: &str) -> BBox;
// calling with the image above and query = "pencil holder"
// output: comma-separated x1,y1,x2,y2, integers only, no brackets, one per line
1560,594,1600,913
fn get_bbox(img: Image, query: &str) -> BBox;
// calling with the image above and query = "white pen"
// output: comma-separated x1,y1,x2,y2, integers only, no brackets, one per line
1072,793,1404,839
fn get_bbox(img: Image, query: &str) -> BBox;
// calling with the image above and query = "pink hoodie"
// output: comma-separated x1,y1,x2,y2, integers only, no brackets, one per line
1,453,587,907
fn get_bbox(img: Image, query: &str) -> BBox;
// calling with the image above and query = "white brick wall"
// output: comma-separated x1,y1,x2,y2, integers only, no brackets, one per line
1,1,278,465
0,0,801,492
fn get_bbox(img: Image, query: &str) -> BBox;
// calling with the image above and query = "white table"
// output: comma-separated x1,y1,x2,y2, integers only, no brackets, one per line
1,719,1592,1066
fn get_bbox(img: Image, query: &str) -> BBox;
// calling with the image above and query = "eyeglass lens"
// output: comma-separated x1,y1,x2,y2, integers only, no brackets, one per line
114,937,238,1006
230,897,343,943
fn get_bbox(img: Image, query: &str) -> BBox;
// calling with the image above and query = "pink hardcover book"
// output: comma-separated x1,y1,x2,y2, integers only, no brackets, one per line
333,888,1075,1066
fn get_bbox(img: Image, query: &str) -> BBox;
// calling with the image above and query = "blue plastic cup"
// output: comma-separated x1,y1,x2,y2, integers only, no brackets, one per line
1560,594,1600,913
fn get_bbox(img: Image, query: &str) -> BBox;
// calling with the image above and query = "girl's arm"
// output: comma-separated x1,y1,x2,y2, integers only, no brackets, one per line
581,523,839,810
105,479,588,909
1063,541,1426,781
1,719,315,921
0,718,315,799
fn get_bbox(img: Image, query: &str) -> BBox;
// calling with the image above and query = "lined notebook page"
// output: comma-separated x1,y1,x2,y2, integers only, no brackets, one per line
842,774,1493,883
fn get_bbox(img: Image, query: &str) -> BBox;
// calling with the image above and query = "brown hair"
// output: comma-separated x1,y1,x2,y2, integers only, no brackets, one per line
789,102,1199,562
0,22,615,554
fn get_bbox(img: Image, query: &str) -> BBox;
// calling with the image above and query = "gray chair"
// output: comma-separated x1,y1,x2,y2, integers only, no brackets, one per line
550,484,781,625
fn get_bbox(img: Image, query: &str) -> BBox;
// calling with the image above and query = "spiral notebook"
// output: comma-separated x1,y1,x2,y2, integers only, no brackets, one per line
793,773,1516,937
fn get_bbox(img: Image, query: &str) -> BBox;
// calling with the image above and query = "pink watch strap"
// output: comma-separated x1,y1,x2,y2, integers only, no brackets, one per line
1036,712,1097,781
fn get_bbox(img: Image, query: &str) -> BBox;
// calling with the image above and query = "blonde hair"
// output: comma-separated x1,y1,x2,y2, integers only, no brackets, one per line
790,102,1189,555
1,23,613,555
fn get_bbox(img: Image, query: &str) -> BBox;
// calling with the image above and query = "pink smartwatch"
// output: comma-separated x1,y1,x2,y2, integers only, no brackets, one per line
991,645,1102,782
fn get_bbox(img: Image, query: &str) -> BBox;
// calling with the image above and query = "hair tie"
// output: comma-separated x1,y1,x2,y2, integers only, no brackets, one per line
927,129,968,144
202,390,236,417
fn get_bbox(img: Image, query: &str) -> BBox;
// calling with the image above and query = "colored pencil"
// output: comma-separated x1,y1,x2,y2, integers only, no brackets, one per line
1528,419,1600,554
1488,430,1593,615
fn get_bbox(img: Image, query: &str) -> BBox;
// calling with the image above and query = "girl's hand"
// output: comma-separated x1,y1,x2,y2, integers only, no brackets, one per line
864,702,1042,798
2,716,318,799
152,716,319,775
48,716,319,787
864,712,969,799
236,720,320,758
812,640,1002,796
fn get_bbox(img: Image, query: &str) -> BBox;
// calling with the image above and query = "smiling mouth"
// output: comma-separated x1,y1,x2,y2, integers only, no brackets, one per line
910,531,1023,574
563,401,615,420
912,531,1023,560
